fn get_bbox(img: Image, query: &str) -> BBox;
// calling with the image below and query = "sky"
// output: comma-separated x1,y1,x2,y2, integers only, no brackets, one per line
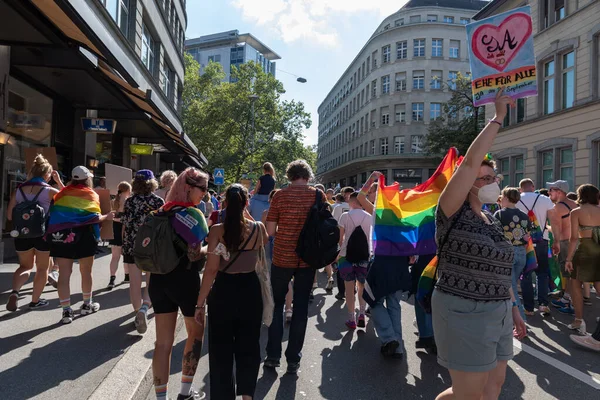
185,0,411,146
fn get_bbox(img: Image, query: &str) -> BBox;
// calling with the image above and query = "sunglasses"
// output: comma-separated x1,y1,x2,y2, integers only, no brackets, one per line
189,183,208,192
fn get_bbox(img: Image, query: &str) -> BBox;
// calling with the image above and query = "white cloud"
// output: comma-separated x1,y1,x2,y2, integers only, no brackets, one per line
231,0,408,47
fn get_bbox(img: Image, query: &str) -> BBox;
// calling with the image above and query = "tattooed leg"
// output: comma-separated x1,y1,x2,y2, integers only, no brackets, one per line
180,316,204,396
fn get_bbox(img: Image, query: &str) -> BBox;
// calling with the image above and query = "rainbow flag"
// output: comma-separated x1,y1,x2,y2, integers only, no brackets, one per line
523,237,537,276
416,255,439,311
373,148,460,256
47,184,101,237
163,202,208,246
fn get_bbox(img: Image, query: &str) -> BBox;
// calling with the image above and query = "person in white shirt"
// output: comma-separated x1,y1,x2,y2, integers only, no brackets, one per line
517,178,560,316
332,187,353,221
337,192,373,330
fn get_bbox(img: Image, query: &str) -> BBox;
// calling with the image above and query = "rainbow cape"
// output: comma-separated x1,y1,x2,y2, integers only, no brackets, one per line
46,185,101,237
373,147,460,256
163,202,208,246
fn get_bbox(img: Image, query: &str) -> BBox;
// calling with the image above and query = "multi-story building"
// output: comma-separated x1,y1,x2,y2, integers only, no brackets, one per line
475,0,600,191
185,30,280,82
0,0,203,261
316,0,488,188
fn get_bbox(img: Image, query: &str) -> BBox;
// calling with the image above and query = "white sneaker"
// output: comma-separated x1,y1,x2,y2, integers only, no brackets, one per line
568,319,587,335
80,302,100,315
134,309,148,334
570,334,600,352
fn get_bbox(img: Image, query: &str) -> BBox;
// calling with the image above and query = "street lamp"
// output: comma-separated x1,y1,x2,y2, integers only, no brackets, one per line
278,69,307,83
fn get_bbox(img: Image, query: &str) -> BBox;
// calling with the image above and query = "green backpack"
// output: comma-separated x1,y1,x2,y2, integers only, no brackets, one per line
133,210,187,274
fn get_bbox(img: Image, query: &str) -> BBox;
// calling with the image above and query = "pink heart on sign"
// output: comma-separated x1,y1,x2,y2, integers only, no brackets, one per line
471,13,532,72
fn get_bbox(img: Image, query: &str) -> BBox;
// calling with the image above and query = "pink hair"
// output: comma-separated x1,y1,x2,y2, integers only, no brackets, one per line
166,168,208,203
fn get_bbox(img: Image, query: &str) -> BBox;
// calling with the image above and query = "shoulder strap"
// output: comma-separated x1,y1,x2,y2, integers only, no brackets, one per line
222,222,257,272
532,194,540,209
518,199,529,212
559,201,572,212
18,186,44,203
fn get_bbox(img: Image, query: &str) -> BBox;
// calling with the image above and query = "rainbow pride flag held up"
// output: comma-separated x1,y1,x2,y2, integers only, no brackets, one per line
163,202,209,246
47,185,101,236
373,148,460,256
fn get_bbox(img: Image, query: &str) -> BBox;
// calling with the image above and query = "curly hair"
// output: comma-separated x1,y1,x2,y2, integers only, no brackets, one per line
159,170,177,189
132,178,158,195
286,159,313,182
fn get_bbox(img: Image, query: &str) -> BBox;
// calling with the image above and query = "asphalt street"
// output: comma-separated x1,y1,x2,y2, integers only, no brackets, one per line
1,251,599,400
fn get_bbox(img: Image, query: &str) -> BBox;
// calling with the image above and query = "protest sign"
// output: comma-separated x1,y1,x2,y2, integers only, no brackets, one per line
466,6,537,107
105,163,132,195
97,189,113,240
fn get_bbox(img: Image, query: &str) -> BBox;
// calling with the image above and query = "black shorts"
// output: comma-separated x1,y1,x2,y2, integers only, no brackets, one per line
14,236,50,252
123,254,135,264
149,265,200,317
49,226,98,260
109,221,123,246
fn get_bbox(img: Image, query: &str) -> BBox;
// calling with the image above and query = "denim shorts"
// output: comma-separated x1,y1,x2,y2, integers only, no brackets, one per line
432,289,513,373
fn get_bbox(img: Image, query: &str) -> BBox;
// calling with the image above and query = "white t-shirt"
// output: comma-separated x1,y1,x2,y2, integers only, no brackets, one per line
339,208,372,257
516,192,554,240
332,202,350,221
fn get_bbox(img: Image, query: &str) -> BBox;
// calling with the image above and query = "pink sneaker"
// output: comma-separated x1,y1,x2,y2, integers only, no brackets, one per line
345,319,357,330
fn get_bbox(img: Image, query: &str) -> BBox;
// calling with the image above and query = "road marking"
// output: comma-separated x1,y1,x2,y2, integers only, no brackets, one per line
513,339,600,390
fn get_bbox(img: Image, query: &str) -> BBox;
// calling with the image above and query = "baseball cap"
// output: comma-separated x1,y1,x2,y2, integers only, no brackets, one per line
546,180,569,193
135,169,155,181
72,166,93,180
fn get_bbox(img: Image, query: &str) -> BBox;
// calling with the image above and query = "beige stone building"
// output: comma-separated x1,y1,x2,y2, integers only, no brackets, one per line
475,0,600,191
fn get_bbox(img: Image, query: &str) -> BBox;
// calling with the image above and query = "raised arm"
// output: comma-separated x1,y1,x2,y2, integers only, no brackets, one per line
438,89,514,218
358,171,382,215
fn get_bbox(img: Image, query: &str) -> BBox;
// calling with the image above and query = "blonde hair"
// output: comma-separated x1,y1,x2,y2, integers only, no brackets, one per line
263,162,276,179
113,181,132,211
30,154,52,179
160,170,177,189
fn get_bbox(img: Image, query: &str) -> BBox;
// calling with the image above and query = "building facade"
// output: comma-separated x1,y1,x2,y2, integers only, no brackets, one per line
185,30,280,82
316,0,489,188
0,0,203,261
476,0,600,191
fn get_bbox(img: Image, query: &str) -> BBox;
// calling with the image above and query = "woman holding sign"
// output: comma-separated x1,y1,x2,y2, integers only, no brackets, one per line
433,90,526,400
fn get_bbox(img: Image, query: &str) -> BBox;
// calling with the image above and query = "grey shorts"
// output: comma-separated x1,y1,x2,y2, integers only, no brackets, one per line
432,289,514,373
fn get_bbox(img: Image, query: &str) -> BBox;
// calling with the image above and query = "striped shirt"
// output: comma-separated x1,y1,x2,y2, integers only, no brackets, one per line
267,185,325,268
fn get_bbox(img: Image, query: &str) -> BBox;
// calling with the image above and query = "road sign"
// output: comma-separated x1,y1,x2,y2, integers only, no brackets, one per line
81,118,117,133
214,168,225,186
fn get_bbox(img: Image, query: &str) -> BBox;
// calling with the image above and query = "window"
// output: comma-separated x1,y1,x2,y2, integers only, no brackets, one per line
397,41,408,60
432,39,443,57
460,18,470,25
367,56,370,73
444,16,454,23
395,18,404,27
542,0,566,29
499,155,525,187
413,70,425,89
515,157,524,184
431,70,442,89
105,0,130,36
381,138,389,155
414,39,425,57
448,71,457,90
394,136,405,154
160,62,173,97
208,55,221,63
384,24,390,31
370,140,375,155
427,15,438,22
371,80,377,98
544,59,555,114
141,23,155,73
382,45,391,63
411,136,424,153
381,112,390,126
410,15,422,24
382,75,390,94
541,150,554,183
450,40,460,58
560,148,573,189
395,104,406,122
430,103,441,120
562,51,575,109
412,103,424,121
372,51,378,69
555,0,565,22
517,98,526,123
499,158,511,187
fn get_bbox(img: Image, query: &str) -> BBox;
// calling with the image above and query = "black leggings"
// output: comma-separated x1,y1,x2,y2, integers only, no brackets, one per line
208,271,263,399
593,318,600,341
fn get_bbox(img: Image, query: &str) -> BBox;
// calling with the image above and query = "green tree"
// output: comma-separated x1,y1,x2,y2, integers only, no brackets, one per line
182,54,313,184
425,72,485,156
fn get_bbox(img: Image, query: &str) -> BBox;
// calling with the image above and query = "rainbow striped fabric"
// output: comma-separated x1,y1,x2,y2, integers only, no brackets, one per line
373,147,460,256
416,255,439,311
163,202,209,246
523,237,537,276
46,184,101,236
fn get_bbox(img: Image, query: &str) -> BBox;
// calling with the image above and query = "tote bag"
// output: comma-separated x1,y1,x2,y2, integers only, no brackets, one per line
256,230,274,326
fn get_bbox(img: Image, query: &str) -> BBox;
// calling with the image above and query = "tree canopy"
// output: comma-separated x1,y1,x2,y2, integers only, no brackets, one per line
425,72,485,157
182,54,313,185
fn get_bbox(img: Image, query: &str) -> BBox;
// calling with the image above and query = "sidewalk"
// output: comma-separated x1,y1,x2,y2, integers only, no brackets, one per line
0,248,166,400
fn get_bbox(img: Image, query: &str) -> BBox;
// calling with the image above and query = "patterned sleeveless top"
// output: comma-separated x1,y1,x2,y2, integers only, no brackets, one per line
435,202,514,301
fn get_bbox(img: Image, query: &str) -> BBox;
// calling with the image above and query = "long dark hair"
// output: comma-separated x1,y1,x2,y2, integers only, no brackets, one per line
223,184,248,251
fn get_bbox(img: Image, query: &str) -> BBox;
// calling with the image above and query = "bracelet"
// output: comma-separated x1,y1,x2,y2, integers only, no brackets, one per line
489,119,502,126
195,303,206,309
512,301,518,308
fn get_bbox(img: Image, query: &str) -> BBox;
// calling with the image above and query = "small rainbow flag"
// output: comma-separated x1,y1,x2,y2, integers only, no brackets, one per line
523,237,537,276
163,202,208,246
373,147,460,256
416,255,439,311
47,185,101,237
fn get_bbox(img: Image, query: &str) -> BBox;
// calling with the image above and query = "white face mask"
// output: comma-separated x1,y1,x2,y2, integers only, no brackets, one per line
473,182,501,204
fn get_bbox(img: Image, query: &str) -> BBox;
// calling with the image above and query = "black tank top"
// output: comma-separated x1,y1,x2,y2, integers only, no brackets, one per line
258,174,275,195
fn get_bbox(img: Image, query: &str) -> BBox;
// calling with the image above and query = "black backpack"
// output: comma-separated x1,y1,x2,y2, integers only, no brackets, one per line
345,215,370,263
133,209,188,274
296,190,340,269
12,187,47,238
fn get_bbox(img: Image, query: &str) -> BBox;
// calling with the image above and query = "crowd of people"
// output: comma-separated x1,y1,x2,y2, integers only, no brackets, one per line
3,92,600,400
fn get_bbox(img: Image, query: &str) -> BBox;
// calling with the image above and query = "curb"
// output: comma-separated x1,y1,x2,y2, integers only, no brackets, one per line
88,313,184,400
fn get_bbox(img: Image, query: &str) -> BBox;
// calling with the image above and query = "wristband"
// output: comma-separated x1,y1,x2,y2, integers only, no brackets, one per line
512,301,518,308
489,119,502,127
195,303,206,309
